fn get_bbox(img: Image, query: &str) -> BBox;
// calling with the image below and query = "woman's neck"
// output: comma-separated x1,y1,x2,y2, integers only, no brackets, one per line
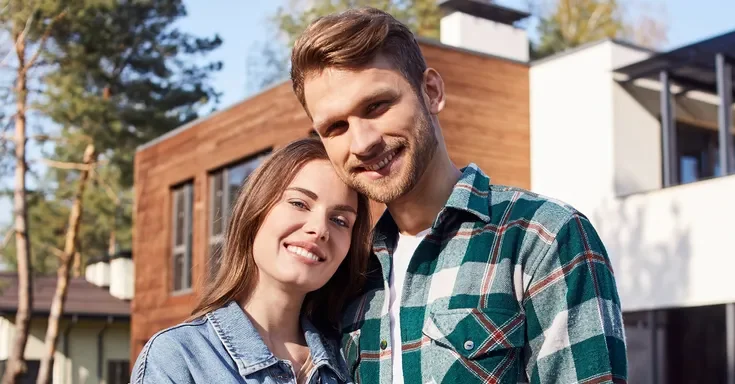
241,281,306,348
240,279,310,378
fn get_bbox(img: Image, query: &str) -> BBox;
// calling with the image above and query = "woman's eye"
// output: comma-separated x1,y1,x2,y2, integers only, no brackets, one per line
331,217,349,228
289,200,308,210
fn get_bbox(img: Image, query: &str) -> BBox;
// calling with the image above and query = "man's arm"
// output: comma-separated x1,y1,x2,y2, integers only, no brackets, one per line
523,212,627,383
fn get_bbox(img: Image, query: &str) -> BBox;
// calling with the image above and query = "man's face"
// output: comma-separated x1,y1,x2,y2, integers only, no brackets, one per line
303,55,439,203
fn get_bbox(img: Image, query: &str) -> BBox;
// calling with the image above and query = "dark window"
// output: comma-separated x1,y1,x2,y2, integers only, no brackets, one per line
676,121,735,184
0,360,49,384
624,304,729,384
208,151,270,279
171,182,193,293
107,360,130,384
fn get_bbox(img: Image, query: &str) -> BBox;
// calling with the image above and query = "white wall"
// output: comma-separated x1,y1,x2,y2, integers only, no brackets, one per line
610,45,662,196
596,175,735,311
109,258,134,300
531,40,735,312
0,316,130,384
530,41,618,215
440,11,529,62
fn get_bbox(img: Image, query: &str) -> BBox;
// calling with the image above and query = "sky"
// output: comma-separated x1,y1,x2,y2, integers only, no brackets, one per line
0,0,734,230
177,0,735,111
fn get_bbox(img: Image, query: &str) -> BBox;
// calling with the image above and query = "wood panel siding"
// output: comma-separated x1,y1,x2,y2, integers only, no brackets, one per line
131,41,530,363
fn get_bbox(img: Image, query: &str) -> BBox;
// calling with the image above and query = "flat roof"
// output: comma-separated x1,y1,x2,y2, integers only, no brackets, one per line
615,29,735,96
438,0,530,25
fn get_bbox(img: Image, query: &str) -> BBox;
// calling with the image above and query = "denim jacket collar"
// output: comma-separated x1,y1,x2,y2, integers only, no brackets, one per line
206,300,348,381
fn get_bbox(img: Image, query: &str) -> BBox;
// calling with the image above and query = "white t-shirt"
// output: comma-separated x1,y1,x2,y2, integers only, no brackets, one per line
389,228,431,384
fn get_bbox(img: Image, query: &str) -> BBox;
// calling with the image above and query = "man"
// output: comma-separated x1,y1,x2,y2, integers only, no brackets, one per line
289,7,627,384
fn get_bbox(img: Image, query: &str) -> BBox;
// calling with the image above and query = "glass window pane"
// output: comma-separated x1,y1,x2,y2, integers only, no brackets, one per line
173,253,184,291
174,190,185,246
228,153,270,203
212,172,224,236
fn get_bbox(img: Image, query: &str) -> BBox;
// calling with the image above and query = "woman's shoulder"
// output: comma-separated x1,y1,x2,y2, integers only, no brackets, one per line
131,317,211,383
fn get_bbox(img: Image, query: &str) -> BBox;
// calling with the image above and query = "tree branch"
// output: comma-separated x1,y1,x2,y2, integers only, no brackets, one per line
24,9,68,71
38,243,66,260
1,229,14,251
91,169,120,204
39,158,99,171
0,5,36,68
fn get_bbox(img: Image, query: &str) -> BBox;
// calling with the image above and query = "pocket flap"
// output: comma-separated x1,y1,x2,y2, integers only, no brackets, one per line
423,307,525,359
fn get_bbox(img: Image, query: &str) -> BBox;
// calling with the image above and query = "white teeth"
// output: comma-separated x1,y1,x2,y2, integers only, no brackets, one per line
287,245,321,262
365,150,396,171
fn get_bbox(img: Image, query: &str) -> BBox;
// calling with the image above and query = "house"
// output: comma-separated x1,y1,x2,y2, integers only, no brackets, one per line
0,251,134,384
131,0,735,383
530,29,735,384
131,0,531,365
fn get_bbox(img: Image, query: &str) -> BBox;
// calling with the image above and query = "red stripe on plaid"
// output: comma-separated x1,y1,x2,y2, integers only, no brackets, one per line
440,219,555,245
526,251,608,298
474,312,525,354
455,182,490,197
480,191,521,308
574,215,603,298
579,373,615,384
489,348,518,383
360,348,392,361
373,245,389,254
402,335,432,353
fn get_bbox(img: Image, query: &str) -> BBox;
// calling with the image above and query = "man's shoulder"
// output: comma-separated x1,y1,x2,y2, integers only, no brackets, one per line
487,184,582,235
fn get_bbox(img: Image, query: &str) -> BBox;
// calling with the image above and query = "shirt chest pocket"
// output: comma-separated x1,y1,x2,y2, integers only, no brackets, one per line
421,307,525,381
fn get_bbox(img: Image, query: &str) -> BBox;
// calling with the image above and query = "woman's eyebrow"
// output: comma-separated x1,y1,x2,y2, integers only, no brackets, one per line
286,187,357,214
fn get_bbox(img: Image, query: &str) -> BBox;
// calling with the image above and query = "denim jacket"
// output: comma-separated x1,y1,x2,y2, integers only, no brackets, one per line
131,300,352,384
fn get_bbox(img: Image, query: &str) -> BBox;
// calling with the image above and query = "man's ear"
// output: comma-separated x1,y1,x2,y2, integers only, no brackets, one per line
422,68,445,115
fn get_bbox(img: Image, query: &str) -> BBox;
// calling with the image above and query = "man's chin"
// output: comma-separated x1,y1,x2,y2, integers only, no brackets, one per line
351,175,407,204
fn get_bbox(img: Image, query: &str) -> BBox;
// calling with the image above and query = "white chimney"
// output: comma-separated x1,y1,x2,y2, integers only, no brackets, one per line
438,0,530,62
85,255,110,287
109,250,134,300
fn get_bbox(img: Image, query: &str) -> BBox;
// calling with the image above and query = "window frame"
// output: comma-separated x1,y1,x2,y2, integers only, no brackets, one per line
171,181,194,295
207,150,270,280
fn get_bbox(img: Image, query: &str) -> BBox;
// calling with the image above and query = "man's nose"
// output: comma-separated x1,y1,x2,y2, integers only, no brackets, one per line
349,119,382,157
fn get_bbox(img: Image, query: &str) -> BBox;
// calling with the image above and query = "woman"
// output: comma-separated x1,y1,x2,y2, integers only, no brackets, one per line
131,138,372,384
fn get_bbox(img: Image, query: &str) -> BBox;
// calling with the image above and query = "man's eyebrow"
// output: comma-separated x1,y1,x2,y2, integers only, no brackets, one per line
313,87,396,129
286,187,357,214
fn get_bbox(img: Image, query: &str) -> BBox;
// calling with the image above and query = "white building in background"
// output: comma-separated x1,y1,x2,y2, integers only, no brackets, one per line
530,32,735,384
0,251,134,384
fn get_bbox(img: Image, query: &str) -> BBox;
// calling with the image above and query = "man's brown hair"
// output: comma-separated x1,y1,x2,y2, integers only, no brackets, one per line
290,7,428,115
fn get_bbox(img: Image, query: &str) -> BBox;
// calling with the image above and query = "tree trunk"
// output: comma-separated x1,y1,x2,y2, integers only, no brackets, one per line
36,145,96,384
2,27,33,384
108,229,116,255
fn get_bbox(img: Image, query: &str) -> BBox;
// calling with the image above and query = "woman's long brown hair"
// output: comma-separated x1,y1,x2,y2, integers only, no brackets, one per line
188,138,372,333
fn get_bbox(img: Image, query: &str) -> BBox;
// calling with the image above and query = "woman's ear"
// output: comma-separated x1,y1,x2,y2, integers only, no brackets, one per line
423,68,446,115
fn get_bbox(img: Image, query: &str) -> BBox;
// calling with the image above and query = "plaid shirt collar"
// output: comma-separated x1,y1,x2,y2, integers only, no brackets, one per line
372,162,491,244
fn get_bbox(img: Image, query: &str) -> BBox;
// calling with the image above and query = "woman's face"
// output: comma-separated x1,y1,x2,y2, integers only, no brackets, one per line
252,159,359,294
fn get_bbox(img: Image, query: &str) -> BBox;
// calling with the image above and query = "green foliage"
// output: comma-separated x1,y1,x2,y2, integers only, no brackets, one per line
1,0,221,274
531,0,668,59
40,0,223,187
249,0,440,93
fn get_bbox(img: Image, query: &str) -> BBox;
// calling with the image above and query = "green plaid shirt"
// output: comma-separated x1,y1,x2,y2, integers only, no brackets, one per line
340,163,627,384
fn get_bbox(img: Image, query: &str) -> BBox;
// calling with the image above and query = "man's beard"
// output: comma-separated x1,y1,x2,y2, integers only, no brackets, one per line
347,110,437,204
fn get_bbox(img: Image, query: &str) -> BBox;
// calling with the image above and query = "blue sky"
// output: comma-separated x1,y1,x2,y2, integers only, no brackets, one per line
0,0,733,230
177,0,735,110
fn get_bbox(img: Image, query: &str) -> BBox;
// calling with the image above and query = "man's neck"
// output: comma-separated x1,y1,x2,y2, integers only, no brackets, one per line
387,148,461,235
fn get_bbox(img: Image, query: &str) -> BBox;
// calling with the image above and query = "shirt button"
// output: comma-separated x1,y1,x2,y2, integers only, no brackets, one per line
380,340,388,350
464,340,474,350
